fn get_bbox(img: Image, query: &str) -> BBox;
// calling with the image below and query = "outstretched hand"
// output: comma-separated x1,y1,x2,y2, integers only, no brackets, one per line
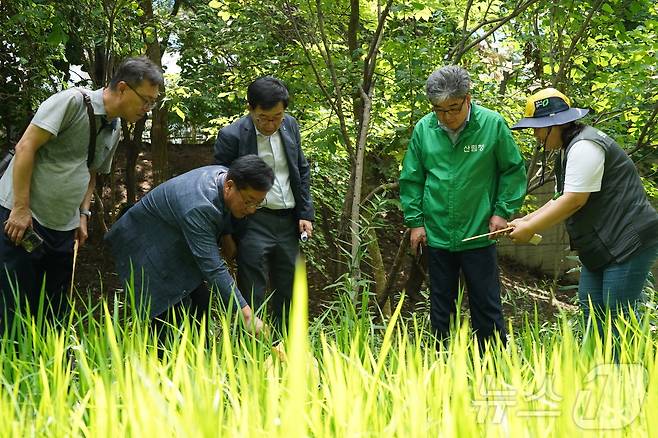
508,220,537,244
241,305,266,336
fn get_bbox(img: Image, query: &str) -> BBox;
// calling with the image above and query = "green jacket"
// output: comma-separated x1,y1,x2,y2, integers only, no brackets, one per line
400,104,526,251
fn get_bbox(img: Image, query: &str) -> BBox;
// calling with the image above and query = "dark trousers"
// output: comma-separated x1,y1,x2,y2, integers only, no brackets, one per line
428,245,506,349
237,208,299,331
152,283,212,350
0,206,74,335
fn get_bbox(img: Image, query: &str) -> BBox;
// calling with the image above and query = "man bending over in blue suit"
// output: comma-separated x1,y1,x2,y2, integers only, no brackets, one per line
106,154,273,336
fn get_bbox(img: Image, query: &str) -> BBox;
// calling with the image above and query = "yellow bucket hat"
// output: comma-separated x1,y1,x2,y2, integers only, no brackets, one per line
512,88,589,130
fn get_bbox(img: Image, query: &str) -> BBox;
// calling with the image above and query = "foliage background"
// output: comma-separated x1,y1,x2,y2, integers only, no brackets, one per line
1,0,657,288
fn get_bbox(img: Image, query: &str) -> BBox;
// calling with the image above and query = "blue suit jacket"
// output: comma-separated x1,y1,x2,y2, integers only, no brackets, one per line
105,166,246,317
213,114,314,221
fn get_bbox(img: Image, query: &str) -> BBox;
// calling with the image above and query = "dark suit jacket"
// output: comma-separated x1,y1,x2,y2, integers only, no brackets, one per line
213,114,314,222
105,166,246,318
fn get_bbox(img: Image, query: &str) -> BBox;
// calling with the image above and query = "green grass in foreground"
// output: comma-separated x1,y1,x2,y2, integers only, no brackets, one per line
0,262,656,437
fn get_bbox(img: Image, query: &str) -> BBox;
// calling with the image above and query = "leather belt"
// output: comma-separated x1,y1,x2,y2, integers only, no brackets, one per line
260,208,294,217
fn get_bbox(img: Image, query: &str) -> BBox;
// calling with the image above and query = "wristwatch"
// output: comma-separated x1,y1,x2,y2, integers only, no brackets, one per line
80,209,92,219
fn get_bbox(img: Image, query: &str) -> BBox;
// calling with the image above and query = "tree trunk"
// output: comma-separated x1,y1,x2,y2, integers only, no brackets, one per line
377,228,411,311
348,0,362,123
139,0,169,185
367,228,391,317
349,89,373,284
150,106,169,185
403,254,427,304
124,118,147,206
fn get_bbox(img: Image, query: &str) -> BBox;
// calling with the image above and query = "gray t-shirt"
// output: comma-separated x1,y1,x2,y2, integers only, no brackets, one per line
0,88,121,231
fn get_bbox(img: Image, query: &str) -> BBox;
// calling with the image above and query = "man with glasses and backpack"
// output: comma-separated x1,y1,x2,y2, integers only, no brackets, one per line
0,56,163,334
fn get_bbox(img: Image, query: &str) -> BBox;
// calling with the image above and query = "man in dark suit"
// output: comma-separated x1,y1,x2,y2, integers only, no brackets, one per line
214,76,314,330
105,155,274,335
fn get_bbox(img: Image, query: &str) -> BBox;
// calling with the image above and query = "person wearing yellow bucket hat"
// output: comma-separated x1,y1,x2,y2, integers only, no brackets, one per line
509,88,658,334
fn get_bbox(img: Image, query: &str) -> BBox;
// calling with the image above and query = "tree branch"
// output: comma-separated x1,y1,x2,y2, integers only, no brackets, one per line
282,0,355,158
527,174,556,194
315,0,356,159
362,0,394,102
628,103,658,156
377,228,410,309
455,0,474,61
159,0,183,56
450,0,542,64
361,181,399,206
553,0,605,87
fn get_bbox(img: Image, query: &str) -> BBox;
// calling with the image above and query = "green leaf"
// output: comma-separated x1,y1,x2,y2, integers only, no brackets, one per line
173,106,186,121
47,22,68,46
413,8,433,21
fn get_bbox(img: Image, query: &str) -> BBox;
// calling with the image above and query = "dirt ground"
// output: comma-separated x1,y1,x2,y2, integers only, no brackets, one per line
74,143,577,328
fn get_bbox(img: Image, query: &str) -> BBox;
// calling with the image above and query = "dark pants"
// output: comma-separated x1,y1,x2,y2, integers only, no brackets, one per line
152,282,212,351
237,208,299,331
428,245,506,349
0,206,74,335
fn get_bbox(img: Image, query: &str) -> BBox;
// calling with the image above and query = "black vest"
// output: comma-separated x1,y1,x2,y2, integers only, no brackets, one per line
556,126,658,270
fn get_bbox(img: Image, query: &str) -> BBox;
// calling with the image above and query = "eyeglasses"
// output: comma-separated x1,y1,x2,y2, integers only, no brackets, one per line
237,189,266,209
432,97,467,116
125,82,158,110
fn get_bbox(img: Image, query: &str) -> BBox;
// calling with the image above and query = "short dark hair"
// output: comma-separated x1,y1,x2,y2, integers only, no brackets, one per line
227,154,274,192
247,76,289,110
109,57,164,90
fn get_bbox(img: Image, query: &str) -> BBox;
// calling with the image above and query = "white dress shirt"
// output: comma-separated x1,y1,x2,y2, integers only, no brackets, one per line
255,127,296,209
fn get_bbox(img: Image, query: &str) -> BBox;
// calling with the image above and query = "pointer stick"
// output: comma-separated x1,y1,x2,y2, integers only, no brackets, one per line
70,239,79,297
461,227,514,242
462,227,543,245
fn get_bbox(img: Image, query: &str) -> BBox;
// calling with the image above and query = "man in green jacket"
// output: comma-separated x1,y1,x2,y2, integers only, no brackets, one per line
400,65,526,350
